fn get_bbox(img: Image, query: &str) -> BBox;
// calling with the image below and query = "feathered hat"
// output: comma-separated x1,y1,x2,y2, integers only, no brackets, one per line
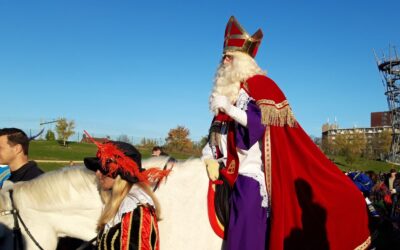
83,131,170,184
223,16,263,58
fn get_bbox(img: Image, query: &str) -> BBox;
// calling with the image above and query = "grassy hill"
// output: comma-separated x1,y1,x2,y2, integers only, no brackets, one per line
29,140,398,173
329,155,399,173
30,140,97,161
29,140,200,171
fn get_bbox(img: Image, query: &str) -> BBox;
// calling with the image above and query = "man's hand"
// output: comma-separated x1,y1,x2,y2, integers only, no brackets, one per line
204,159,220,181
210,94,248,127
211,95,232,114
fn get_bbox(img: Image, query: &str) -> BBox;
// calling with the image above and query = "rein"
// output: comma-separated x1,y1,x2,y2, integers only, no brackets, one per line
0,190,44,250
153,157,176,192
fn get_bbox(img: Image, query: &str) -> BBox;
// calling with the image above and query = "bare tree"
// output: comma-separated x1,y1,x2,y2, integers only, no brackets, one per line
117,134,132,143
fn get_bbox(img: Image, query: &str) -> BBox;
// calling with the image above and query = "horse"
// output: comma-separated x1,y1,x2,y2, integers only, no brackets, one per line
0,157,222,250
0,166,103,250
142,157,222,250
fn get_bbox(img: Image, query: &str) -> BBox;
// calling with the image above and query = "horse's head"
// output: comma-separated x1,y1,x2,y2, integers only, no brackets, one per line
0,166,104,250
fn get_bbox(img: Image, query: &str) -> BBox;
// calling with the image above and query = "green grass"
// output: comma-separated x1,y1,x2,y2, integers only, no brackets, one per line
328,155,400,173
30,141,201,172
31,141,398,174
30,140,97,161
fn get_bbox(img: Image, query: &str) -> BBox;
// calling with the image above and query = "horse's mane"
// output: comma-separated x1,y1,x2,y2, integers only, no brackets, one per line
12,166,99,210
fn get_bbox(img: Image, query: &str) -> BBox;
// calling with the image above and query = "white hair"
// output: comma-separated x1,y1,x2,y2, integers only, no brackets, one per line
210,51,266,109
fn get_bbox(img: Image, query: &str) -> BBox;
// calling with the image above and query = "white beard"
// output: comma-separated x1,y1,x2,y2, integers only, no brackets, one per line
210,52,266,112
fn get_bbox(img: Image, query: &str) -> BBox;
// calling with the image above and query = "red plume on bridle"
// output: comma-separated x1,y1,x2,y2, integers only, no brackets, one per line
83,130,171,185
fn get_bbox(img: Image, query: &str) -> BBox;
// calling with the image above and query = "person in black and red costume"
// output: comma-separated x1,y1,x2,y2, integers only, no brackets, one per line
84,131,170,250
202,16,371,250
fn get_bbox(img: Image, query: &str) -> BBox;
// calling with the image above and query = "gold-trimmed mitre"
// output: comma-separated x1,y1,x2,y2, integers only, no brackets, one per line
223,16,263,58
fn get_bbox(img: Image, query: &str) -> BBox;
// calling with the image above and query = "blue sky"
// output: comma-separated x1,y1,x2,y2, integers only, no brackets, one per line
0,0,399,142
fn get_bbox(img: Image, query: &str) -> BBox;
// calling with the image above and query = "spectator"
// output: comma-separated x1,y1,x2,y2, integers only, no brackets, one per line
367,171,392,216
151,146,168,157
386,169,400,218
0,128,43,182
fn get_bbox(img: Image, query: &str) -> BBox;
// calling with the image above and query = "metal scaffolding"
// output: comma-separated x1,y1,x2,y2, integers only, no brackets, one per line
375,46,400,164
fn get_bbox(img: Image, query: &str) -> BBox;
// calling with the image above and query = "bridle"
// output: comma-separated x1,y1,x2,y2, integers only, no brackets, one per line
0,190,44,250
153,157,176,192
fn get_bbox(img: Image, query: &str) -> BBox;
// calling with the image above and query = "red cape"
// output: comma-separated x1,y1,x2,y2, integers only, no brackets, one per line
248,75,370,249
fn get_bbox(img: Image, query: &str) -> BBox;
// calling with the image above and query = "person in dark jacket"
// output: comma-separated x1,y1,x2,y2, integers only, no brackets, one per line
0,128,43,183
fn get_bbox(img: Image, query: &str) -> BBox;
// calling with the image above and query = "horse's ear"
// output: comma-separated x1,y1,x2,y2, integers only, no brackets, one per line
2,180,14,191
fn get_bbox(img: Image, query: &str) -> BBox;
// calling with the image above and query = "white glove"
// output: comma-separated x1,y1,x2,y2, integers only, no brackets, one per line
211,95,248,127
211,95,232,114
204,159,220,181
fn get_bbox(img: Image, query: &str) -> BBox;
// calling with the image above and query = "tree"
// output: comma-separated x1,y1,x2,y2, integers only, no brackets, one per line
369,130,392,160
334,133,367,165
56,118,75,147
117,134,132,144
45,129,56,141
165,126,193,152
140,138,158,148
310,135,322,148
321,136,334,155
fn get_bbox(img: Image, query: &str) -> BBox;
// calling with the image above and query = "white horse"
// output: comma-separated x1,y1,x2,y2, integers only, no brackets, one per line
143,157,222,250
0,166,103,250
0,158,222,250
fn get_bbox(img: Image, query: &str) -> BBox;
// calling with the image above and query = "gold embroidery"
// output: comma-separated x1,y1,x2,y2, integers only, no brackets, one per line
138,208,143,250
227,161,235,174
264,127,272,205
257,99,289,108
257,99,296,127
111,229,119,250
126,212,133,250
223,16,262,57
354,236,371,250
103,230,108,250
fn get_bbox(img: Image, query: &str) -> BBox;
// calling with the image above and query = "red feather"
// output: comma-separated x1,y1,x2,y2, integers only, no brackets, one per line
84,130,170,183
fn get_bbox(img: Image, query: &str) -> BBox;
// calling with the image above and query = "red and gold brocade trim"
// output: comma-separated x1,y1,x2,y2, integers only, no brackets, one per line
138,206,159,250
121,211,133,250
256,99,297,127
263,127,272,205
354,236,371,250
151,212,160,250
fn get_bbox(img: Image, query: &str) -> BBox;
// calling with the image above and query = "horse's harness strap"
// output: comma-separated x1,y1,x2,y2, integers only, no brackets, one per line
0,209,17,216
9,190,20,233
8,190,44,250
153,157,175,192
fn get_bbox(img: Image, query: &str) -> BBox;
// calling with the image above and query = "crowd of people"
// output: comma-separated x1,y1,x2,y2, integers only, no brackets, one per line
346,169,400,248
